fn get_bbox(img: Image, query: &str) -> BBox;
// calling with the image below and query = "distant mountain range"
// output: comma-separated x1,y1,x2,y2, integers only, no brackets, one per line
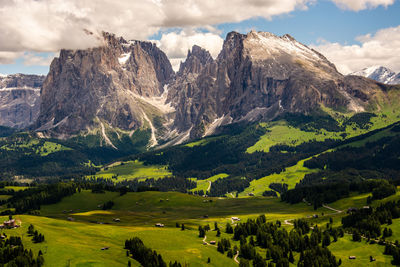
352,66,400,85
0,74,44,128
1,31,399,149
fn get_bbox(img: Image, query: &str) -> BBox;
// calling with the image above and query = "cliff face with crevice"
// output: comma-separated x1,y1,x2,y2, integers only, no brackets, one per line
35,33,174,139
33,31,392,147
167,31,382,139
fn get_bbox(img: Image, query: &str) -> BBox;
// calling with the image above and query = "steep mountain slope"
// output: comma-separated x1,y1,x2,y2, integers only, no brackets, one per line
352,66,400,85
168,31,390,139
0,74,44,128
34,30,398,148
35,32,174,145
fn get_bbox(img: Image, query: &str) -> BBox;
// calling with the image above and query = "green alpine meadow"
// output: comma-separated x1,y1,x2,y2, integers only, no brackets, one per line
0,1,400,266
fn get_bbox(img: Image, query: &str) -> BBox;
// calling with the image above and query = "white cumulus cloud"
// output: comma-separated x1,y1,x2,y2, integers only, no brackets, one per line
22,53,57,66
0,0,314,64
311,25,400,74
331,0,395,11
154,30,224,71
0,0,396,67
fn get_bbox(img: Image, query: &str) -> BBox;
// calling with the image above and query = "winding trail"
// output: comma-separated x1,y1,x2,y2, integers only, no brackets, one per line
234,250,240,264
322,204,343,213
201,235,216,247
207,181,212,191
283,219,294,226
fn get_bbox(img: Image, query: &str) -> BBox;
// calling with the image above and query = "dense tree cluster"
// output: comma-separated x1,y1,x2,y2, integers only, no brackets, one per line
124,237,182,267
27,224,45,243
342,200,400,239
134,123,342,196
8,183,77,213
221,215,340,266
268,183,288,194
303,128,400,176
384,242,400,265
101,201,114,210
282,179,396,209
85,176,196,194
0,235,44,266
208,177,250,197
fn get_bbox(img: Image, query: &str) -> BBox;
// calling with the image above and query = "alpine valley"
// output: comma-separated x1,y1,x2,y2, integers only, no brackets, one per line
1,30,400,267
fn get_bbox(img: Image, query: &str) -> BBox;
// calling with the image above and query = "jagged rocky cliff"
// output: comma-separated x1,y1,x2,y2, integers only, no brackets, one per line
167,31,384,139
36,32,174,143
0,74,44,128
34,31,393,147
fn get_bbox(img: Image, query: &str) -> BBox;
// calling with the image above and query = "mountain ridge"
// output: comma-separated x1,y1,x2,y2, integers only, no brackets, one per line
352,65,400,85
1,31,399,150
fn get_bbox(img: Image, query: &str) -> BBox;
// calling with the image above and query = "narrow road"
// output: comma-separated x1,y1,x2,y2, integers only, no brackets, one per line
234,250,239,264
201,235,216,246
284,219,293,226
322,204,343,213
207,181,212,191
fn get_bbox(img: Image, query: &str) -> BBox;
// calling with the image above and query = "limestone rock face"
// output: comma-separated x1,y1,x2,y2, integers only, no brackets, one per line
36,32,174,138
167,31,382,139
0,74,44,128
33,30,391,146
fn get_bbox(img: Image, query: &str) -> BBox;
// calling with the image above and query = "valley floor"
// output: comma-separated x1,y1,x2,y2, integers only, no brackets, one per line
1,190,398,266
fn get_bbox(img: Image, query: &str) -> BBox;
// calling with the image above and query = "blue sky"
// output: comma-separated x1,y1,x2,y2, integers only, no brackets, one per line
219,1,400,45
0,0,399,75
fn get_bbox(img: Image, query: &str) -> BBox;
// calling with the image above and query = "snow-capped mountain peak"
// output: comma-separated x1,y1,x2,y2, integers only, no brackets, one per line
351,66,400,85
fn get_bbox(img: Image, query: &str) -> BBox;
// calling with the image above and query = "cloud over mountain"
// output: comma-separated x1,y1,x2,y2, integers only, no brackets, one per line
311,25,400,74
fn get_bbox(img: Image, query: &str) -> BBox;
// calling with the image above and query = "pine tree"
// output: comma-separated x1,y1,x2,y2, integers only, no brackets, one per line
217,242,224,254
226,223,233,234
198,226,205,238
322,232,331,247
289,250,294,263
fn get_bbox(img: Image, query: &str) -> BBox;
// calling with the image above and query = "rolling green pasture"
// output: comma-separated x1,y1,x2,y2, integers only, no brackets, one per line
4,186,30,191
240,157,318,197
190,173,229,193
40,190,330,227
246,104,400,154
246,121,341,153
184,136,226,148
329,235,392,266
90,160,171,181
12,189,400,266
0,138,71,156
25,190,335,266
1,215,236,267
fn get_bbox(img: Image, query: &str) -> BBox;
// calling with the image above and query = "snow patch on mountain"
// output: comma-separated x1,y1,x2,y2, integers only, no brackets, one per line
352,66,400,85
118,52,131,64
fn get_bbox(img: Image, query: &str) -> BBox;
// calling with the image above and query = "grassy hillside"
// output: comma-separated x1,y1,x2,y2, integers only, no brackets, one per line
40,190,328,227
239,157,319,197
2,215,236,267
190,173,230,193
90,160,171,182
5,188,398,266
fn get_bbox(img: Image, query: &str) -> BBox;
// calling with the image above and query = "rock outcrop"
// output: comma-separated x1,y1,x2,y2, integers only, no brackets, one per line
33,30,393,147
0,74,44,128
35,32,174,141
167,31,382,139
